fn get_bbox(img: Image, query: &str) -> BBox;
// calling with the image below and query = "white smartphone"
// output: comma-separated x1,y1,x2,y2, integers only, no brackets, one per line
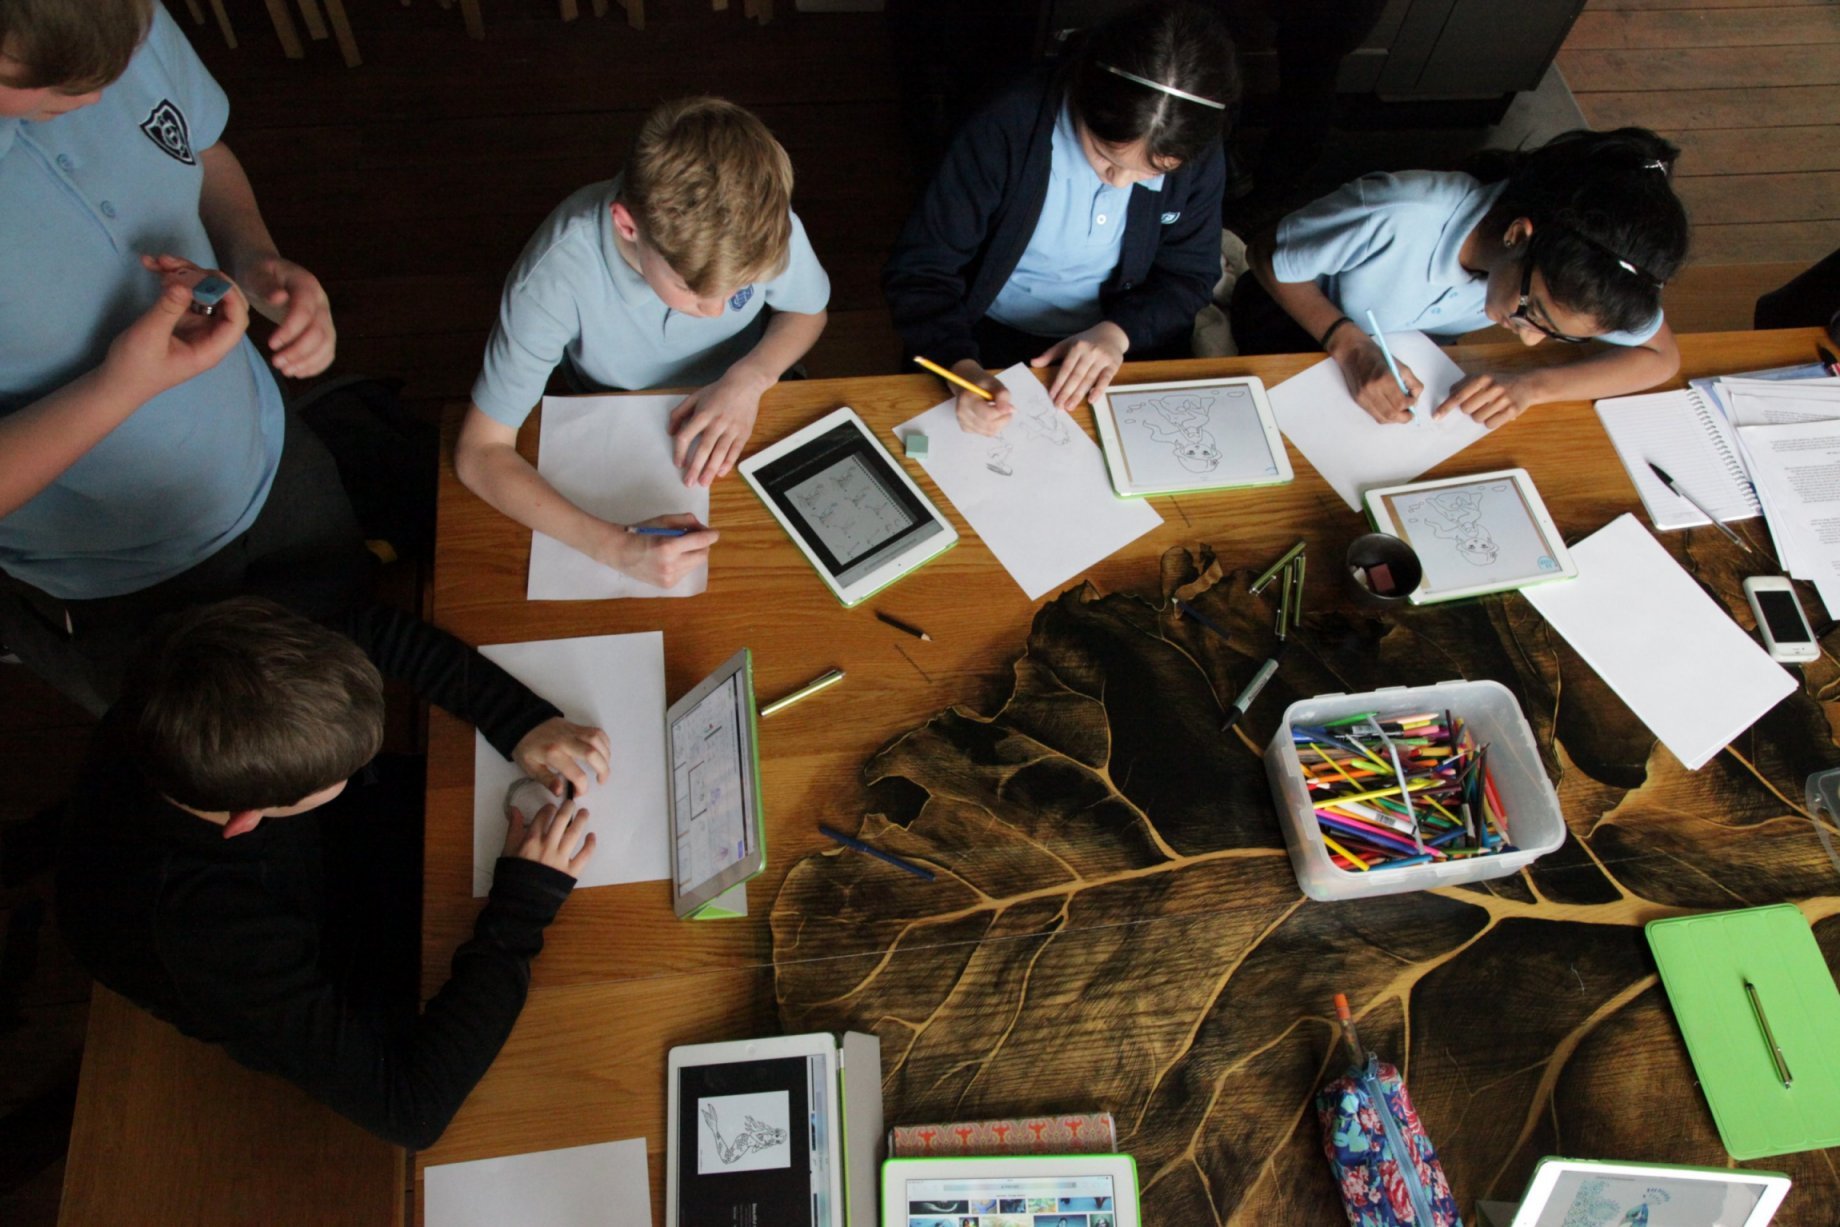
1743,575,1820,663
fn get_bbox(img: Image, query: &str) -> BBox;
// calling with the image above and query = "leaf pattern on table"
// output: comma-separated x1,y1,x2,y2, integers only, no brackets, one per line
770,544,1840,1224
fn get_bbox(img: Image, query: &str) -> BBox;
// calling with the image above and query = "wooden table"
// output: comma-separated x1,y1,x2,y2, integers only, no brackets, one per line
419,330,1840,1224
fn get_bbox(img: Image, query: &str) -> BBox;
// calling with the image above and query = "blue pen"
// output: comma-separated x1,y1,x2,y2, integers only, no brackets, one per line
1364,309,1410,397
627,525,690,537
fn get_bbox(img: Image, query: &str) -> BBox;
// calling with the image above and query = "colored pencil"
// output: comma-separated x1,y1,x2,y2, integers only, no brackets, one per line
914,355,995,401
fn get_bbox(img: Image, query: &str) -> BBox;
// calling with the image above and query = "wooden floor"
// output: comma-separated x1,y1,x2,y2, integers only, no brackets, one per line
1557,0,1840,332
3,1,1835,1223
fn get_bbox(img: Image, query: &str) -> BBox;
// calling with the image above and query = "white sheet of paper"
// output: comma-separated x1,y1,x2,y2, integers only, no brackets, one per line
1720,377,1840,427
424,1136,651,1227
1268,331,1481,511
1736,418,1840,618
895,364,1161,599
1522,514,1794,770
472,632,669,896
529,393,709,601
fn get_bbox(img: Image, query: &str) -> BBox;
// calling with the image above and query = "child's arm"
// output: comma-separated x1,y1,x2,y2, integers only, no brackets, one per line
453,405,718,590
669,308,827,487
1436,321,1682,428
0,263,249,519
1245,231,1422,424
197,142,335,379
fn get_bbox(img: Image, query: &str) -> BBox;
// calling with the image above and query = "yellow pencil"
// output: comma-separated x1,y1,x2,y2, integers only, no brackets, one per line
1322,834,1370,871
914,355,995,402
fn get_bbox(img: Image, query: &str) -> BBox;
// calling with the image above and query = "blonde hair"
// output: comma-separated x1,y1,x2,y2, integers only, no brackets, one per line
621,97,794,296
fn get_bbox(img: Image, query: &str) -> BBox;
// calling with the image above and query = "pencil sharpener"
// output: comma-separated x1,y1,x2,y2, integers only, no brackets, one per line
188,273,234,316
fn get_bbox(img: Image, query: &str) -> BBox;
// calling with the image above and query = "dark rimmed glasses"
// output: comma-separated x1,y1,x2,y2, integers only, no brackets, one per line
1509,255,1593,345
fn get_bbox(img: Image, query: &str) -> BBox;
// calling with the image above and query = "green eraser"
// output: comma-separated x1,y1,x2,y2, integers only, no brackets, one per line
905,433,929,459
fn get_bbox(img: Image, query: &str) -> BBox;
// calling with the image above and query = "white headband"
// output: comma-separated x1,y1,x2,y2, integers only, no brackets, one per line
1097,62,1226,111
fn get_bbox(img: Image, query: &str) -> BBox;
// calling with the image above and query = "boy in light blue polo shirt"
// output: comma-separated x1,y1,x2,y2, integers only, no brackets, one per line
0,0,361,713
1235,129,1691,429
455,97,830,591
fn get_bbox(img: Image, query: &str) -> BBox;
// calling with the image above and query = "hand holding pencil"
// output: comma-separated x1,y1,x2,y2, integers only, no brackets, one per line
917,356,1014,438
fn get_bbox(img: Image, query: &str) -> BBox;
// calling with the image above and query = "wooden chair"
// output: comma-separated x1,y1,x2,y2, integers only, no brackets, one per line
59,986,404,1227
183,0,361,67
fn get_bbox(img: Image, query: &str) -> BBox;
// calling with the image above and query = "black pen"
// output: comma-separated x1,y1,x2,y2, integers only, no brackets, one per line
1647,462,1754,554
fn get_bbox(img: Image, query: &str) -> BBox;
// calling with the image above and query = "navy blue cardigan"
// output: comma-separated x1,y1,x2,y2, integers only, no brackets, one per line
884,70,1225,368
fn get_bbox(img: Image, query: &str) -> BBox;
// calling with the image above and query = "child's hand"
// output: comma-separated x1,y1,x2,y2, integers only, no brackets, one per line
1330,334,1421,424
950,360,1013,436
104,260,249,403
504,797,596,879
1435,372,1534,429
669,367,771,487
512,717,612,799
1034,321,1129,411
239,254,336,379
601,513,719,589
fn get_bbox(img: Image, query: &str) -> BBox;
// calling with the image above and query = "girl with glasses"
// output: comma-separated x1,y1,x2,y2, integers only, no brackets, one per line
1232,127,1689,428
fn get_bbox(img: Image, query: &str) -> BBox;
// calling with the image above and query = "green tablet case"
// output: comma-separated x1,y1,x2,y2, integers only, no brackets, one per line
1646,903,1840,1159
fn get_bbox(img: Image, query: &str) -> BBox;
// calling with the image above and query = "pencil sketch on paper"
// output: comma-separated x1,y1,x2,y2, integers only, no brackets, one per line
1117,391,1227,474
696,1091,792,1175
986,393,1072,477
787,456,910,559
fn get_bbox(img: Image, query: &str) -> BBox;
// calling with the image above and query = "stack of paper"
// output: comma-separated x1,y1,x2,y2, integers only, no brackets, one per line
425,1136,651,1226
1521,515,1795,771
1719,380,1840,619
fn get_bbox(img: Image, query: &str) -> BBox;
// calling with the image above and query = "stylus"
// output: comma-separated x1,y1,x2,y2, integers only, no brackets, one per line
1646,462,1753,554
1743,979,1793,1088
760,667,845,717
819,824,936,882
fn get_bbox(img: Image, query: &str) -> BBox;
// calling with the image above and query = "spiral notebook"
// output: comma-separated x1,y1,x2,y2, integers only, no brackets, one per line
1595,388,1761,529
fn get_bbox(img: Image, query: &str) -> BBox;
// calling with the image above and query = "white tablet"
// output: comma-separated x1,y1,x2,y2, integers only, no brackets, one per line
666,1034,844,1227
1364,468,1577,604
883,1154,1140,1227
667,648,763,920
740,407,957,607
1502,1157,1788,1227
1092,375,1291,497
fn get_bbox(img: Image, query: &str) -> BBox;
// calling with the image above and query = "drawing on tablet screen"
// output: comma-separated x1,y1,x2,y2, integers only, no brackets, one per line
1418,488,1499,566
1119,392,1224,474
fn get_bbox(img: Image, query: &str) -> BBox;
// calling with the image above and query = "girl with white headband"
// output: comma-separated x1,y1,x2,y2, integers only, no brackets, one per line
884,0,1238,436
1235,126,1691,429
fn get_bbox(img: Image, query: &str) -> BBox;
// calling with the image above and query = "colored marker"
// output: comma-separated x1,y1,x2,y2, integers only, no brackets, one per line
875,610,931,641
1364,310,1410,397
818,824,936,881
627,524,691,537
1221,645,1286,733
761,667,845,717
914,355,996,402
1646,462,1753,554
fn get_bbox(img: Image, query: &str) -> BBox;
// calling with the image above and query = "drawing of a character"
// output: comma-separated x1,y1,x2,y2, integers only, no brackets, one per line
985,392,1072,476
1420,489,1499,566
700,1103,786,1165
1121,394,1222,474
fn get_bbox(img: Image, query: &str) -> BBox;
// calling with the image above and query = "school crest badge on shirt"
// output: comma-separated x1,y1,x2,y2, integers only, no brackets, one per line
140,100,195,165
729,286,755,312
1160,212,1181,225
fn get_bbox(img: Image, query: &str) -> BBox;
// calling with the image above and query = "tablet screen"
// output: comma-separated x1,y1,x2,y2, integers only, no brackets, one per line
670,670,752,896
1375,474,1565,597
752,420,945,588
900,1174,1119,1227
1525,1168,1765,1227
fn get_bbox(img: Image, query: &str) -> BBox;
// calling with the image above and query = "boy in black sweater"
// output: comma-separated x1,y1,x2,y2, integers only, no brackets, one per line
56,597,607,1149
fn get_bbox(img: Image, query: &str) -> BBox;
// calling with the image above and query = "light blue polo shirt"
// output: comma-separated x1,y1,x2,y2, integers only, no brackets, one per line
1272,170,1662,345
988,104,1163,337
472,176,832,427
0,3,283,601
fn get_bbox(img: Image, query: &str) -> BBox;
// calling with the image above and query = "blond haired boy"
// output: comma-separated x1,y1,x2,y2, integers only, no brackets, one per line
455,97,830,589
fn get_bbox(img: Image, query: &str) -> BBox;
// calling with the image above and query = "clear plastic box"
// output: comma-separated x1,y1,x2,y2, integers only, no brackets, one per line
1264,679,1566,901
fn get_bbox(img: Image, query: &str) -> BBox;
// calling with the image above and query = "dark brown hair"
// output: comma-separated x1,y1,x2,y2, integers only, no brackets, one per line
121,598,384,812
0,0,153,91
1066,0,1239,171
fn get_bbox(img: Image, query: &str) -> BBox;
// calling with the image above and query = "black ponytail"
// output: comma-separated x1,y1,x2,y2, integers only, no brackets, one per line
1479,127,1689,335
1066,1,1240,171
